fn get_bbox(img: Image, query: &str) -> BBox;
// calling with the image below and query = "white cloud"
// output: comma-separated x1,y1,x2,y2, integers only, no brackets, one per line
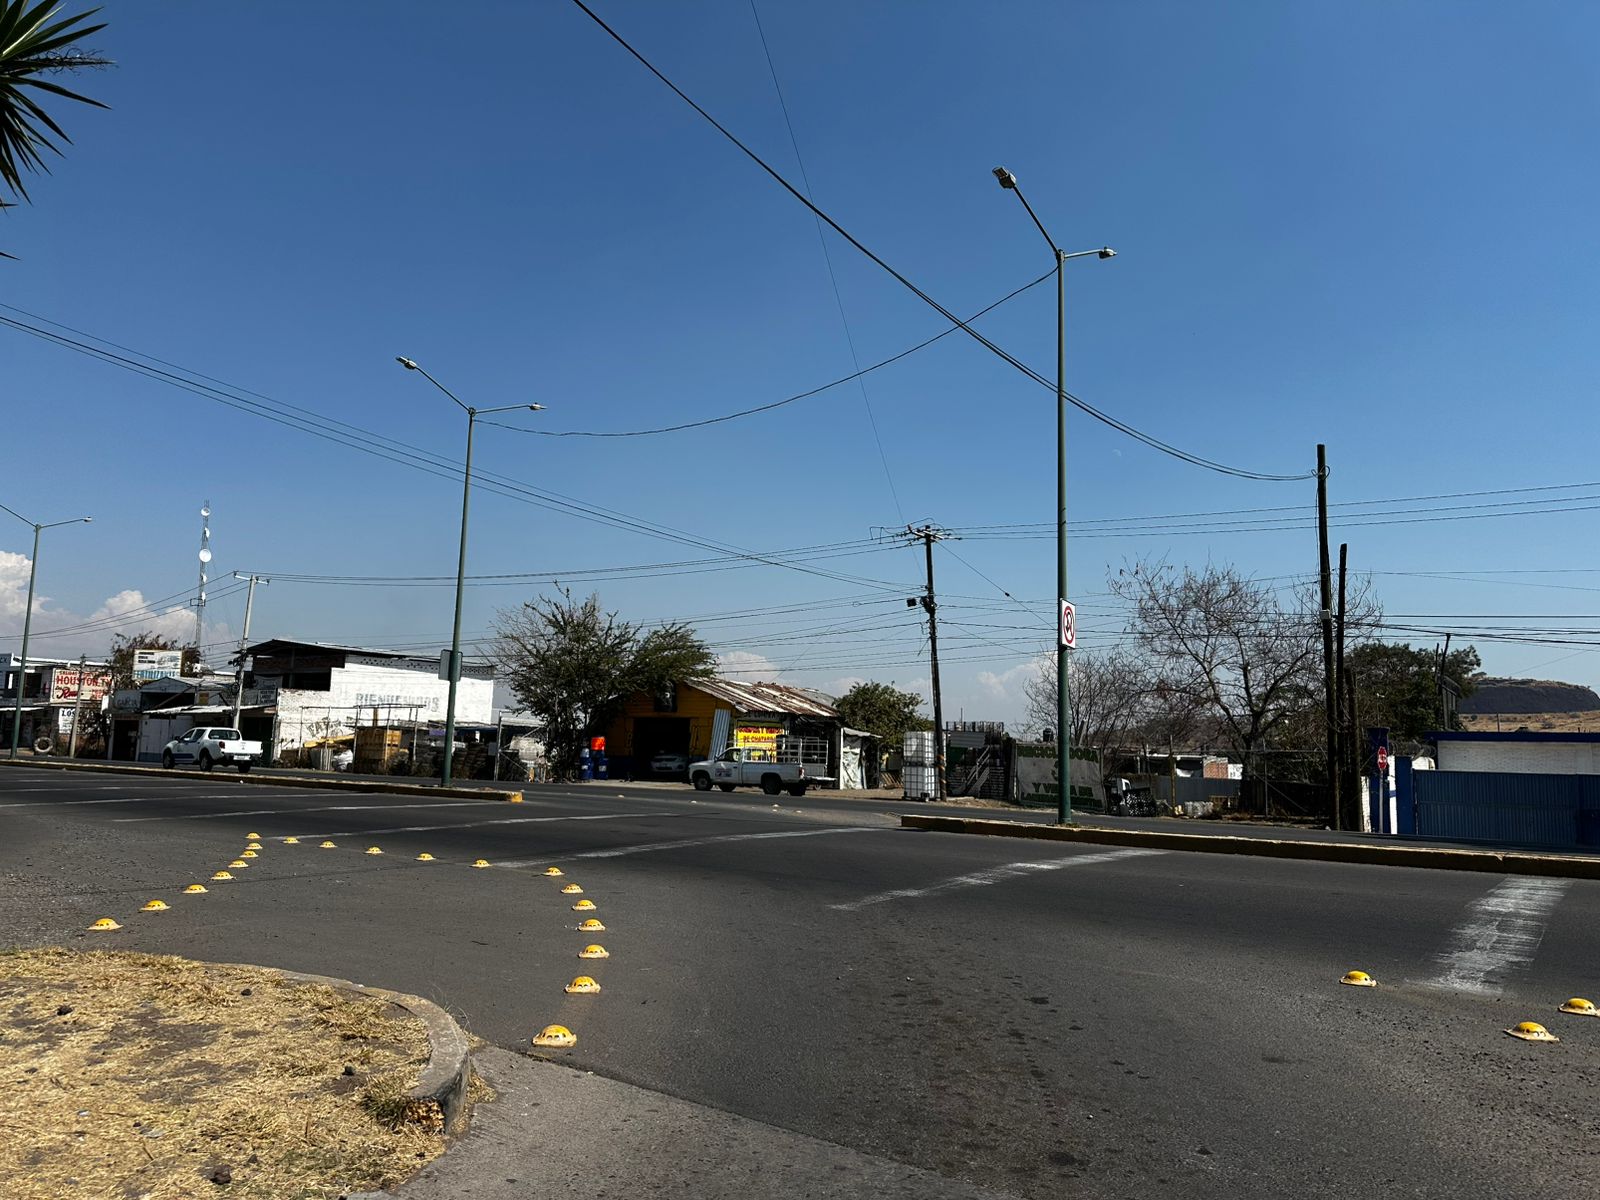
718,650,782,680
976,660,1036,701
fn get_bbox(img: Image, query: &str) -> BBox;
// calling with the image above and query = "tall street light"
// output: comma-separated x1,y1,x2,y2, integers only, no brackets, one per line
396,357,544,787
2,503,92,759
992,166,1115,825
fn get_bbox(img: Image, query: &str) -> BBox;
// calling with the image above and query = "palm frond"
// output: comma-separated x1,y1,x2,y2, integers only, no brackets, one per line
0,1,109,204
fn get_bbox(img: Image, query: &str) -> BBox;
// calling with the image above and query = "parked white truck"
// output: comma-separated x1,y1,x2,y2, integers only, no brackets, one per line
688,740,831,797
161,726,263,773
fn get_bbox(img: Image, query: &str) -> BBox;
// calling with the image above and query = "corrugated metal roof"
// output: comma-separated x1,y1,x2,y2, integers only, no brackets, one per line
689,678,839,718
246,638,425,659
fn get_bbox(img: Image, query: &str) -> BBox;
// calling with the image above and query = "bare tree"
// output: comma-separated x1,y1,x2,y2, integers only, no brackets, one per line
1025,646,1160,769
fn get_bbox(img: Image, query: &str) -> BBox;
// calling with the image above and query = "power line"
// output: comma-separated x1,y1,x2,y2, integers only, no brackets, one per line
566,0,1311,483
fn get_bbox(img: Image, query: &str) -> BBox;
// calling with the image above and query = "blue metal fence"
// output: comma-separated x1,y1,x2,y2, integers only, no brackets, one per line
1411,770,1600,850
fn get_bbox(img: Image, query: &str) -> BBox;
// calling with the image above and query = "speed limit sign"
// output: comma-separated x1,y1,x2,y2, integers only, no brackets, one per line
1059,599,1077,649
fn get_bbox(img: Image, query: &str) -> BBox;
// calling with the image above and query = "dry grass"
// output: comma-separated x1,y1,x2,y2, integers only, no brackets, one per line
1460,710,1600,733
0,948,447,1199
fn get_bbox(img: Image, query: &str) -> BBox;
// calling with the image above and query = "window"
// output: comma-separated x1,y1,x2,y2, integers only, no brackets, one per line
216,730,241,740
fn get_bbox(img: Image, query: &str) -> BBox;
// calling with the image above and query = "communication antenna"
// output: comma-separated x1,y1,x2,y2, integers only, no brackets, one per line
193,502,213,665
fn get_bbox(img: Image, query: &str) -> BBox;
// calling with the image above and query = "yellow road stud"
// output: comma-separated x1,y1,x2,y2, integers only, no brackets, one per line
319,841,337,849
245,842,263,851
246,832,261,840
1559,997,1598,1017
533,1024,576,1048
1505,1021,1559,1042
561,883,584,895
365,846,384,855
472,859,491,868
283,836,300,845
508,795,524,803
1340,970,1377,988
578,918,606,932
228,859,249,869
140,900,169,912
579,945,609,959
88,917,121,931
572,899,597,912
544,867,564,877
240,850,258,859
211,871,234,881
565,976,602,995
416,853,436,862
183,884,208,894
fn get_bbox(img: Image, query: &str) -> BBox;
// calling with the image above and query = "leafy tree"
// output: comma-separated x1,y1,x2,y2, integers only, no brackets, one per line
493,591,714,777
1,1,111,255
106,631,199,690
832,681,929,750
1347,641,1481,744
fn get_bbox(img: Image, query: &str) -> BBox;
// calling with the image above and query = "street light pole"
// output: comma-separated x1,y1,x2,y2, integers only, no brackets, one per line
396,358,544,787
2,504,92,759
991,167,1115,825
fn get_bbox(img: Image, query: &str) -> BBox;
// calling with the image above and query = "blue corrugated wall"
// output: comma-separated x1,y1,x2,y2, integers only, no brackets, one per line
1413,770,1600,849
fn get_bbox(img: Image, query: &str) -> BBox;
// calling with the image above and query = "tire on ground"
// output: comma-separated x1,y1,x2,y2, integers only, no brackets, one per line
760,774,782,796
692,772,712,791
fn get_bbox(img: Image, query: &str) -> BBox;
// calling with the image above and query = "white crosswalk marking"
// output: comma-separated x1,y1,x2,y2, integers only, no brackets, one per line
1422,876,1570,996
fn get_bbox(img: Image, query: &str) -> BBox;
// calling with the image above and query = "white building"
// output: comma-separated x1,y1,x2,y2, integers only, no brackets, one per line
1434,730,1600,774
245,639,494,750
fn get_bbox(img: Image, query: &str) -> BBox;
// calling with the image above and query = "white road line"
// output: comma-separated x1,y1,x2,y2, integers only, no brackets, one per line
113,800,489,822
0,796,161,808
829,847,1167,912
1422,876,1571,997
503,825,884,867
314,812,669,838
0,784,132,793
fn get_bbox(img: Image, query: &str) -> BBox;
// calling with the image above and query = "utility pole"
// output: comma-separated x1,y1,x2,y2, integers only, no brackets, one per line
1316,445,1339,828
2,504,92,759
903,524,948,802
1335,542,1350,829
230,573,268,729
68,654,87,758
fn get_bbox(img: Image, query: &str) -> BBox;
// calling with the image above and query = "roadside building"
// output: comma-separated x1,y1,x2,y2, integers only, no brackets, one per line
107,673,274,762
1433,729,1600,773
2,655,112,752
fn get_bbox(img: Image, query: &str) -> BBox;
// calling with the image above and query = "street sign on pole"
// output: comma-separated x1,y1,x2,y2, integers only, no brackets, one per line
1059,599,1077,650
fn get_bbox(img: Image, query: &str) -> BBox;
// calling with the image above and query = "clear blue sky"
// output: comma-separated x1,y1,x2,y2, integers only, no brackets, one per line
5,0,1600,726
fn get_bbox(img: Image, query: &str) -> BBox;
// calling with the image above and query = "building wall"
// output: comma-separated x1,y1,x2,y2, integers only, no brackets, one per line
1439,739,1600,775
270,660,493,748
605,685,731,759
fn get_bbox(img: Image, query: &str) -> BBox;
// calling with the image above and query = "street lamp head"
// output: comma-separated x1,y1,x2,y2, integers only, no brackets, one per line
396,357,419,370
81,517,92,524
992,166,1017,190
527,404,546,412
1098,247,1117,260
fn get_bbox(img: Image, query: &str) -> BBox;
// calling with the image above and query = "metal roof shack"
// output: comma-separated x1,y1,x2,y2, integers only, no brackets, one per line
688,678,839,719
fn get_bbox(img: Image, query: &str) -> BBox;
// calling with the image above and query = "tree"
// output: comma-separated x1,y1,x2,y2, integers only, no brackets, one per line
832,681,929,750
1347,641,1481,745
106,631,199,690
1025,647,1168,768
1,1,111,254
493,591,715,777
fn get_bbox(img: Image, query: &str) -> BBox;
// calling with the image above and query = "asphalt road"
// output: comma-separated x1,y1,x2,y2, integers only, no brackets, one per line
4,764,1599,1198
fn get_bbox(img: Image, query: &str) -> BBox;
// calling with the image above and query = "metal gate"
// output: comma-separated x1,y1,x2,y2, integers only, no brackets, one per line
1412,770,1600,850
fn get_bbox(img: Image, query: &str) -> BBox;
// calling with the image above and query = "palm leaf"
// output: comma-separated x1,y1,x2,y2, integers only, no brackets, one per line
0,1,109,205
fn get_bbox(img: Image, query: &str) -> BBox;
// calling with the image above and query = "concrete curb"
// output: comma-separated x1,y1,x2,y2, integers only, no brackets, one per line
0,756,521,803
900,813,1600,880
271,967,474,1135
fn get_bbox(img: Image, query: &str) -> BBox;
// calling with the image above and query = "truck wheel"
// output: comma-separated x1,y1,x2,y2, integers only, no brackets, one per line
237,762,252,774
718,784,735,792
199,751,213,772
692,772,712,791
760,775,782,796
162,750,175,770
787,784,807,798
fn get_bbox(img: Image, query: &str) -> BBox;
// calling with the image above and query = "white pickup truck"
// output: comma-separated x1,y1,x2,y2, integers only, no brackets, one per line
161,726,263,774
688,743,831,797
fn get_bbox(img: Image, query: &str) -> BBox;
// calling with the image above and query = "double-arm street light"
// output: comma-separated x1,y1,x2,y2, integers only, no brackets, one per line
396,357,544,787
2,503,92,759
992,166,1115,825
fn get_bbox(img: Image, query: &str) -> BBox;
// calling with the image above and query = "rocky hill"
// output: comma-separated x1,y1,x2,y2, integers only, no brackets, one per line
1459,677,1600,715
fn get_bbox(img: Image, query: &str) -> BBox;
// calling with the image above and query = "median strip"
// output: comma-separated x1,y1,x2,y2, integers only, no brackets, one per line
0,757,522,802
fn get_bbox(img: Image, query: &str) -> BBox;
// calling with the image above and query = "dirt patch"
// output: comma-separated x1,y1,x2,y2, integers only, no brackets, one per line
0,948,447,1199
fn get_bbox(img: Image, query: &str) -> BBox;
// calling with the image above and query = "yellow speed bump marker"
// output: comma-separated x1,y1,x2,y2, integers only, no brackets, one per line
508,795,524,803
365,846,384,855
579,944,609,959
564,976,602,995
544,866,564,877
1559,998,1598,1017
211,871,234,881
228,859,249,869
319,841,337,849
283,836,300,845
240,850,258,859
245,842,263,850
88,917,121,931
472,859,491,869
416,853,436,862
183,884,208,894
572,899,597,912
578,918,606,932
1340,970,1377,988
1506,1021,1559,1042
140,900,170,912
246,832,261,840
533,1024,576,1048
561,883,584,895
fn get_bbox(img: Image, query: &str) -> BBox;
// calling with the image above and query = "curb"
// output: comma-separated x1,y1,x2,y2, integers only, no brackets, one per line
272,967,474,1135
900,814,1600,880
0,757,521,803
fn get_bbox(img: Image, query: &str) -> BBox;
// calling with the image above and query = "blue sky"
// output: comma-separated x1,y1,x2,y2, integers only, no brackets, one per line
5,0,1600,725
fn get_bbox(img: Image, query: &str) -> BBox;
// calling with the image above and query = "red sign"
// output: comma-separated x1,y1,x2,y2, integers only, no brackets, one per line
49,667,111,705
1376,745,1389,774
1059,599,1077,650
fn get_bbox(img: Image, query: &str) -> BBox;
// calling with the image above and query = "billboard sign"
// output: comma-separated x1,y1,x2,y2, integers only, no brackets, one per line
133,649,184,681
49,667,111,704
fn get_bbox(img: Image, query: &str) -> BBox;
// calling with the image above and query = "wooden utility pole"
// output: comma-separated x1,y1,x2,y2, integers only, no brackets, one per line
904,524,948,802
1316,444,1339,828
67,654,87,758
